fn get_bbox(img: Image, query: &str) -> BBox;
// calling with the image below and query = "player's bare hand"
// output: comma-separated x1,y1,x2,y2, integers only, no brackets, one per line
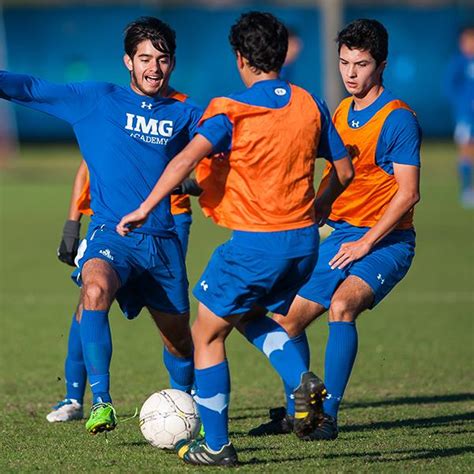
329,239,372,270
314,198,332,227
116,207,149,236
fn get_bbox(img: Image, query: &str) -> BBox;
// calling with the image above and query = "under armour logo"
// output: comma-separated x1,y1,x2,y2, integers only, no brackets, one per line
274,87,287,96
141,101,152,110
200,280,208,291
377,273,385,285
351,120,360,128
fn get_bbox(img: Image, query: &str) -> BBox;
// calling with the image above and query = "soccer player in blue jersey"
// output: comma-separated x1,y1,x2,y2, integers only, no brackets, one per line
118,12,353,465
0,17,202,434
250,18,422,441
46,160,200,423
444,25,474,208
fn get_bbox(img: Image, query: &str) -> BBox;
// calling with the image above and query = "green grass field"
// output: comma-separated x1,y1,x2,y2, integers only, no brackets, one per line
0,142,473,472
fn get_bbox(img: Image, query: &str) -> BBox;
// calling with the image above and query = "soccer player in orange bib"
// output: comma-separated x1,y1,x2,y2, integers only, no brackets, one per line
250,19,422,441
117,12,353,465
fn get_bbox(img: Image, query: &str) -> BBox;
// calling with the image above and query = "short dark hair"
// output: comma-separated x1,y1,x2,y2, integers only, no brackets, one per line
229,11,288,74
124,17,176,59
337,19,388,65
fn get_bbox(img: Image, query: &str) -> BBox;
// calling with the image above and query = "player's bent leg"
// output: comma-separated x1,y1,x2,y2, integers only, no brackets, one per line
178,304,239,466
274,295,327,338
80,259,120,434
148,308,194,392
306,276,373,441
238,309,326,439
248,298,327,437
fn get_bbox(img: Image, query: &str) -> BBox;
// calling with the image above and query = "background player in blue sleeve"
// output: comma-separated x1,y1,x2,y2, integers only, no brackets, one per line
0,17,201,434
443,25,474,208
250,19,422,441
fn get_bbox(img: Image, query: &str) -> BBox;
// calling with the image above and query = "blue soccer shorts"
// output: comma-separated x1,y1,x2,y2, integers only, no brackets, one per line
298,227,416,309
193,239,318,317
73,223,189,318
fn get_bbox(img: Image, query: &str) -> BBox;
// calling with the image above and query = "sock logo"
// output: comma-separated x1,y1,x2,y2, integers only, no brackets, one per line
377,273,385,285
194,393,229,414
262,331,289,358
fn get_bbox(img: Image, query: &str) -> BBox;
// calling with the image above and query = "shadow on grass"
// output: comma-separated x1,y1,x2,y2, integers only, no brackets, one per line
345,411,474,432
345,393,474,410
321,446,474,463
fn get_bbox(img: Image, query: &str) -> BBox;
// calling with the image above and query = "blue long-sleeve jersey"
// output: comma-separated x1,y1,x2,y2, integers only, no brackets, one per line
0,71,202,235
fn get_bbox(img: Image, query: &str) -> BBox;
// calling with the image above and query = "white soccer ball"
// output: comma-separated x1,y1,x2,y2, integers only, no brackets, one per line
139,389,201,450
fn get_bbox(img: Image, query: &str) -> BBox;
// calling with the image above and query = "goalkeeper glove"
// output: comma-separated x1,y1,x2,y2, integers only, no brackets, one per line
57,220,81,267
172,178,203,196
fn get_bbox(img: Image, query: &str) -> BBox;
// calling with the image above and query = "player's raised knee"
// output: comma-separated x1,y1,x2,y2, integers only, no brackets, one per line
82,282,111,309
328,298,356,322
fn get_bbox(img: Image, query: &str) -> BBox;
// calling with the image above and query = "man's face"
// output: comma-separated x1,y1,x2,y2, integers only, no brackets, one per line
124,39,174,97
339,45,385,98
460,30,474,57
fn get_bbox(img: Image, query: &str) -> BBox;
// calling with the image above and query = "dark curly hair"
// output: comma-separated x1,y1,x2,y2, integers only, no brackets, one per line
229,12,288,74
124,17,176,59
337,19,388,65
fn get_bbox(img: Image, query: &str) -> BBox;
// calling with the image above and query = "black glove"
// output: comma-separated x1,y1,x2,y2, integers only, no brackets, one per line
57,220,81,267
172,178,203,196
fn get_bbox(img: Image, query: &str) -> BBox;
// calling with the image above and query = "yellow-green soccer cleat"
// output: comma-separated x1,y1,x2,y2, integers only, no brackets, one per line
293,371,327,439
85,402,117,435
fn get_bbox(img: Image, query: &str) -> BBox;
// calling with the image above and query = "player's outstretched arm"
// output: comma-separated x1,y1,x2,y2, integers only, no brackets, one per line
329,163,420,270
0,71,107,123
314,156,354,226
57,160,88,266
116,134,213,235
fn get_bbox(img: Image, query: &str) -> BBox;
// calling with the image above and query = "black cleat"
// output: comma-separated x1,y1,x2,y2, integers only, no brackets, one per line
293,372,327,439
177,439,238,466
302,414,338,441
248,407,294,436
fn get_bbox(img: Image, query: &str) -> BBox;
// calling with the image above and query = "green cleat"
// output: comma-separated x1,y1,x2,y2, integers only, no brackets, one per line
85,402,117,435
177,439,238,466
293,371,327,439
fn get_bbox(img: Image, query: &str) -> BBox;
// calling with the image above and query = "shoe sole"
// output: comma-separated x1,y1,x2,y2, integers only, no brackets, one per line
88,423,117,435
293,372,327,439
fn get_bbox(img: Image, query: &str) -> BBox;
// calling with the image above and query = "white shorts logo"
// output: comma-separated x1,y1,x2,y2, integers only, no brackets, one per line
200,280,209,291
99,249,114,261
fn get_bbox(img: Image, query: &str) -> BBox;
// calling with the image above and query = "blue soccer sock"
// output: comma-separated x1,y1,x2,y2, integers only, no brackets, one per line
194,360,230,451
244,316,308,393
283,332,310,416
323,321,358,419
163,347,194,392
458,158,473,193
80,309,112,405
64,313,87,404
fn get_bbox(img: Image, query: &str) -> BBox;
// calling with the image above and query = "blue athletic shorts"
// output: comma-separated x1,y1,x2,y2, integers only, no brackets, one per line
298,227,416,309
72,223,189,318
193,239,318,317
454,118,474,145
173,212,192,256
